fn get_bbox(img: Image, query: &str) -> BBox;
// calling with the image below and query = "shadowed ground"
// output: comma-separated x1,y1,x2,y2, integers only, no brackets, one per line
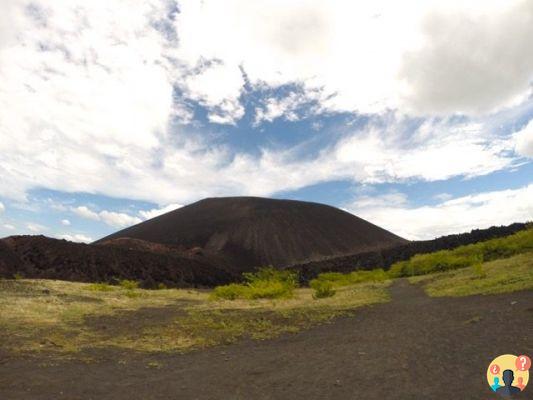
1,279,532,399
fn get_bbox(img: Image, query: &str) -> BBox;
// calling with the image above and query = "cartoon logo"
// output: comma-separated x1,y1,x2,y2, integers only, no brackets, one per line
487,354,531,397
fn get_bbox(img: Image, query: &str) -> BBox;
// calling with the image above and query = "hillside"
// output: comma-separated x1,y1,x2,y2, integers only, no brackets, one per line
290,222,529,283
97,197,407,268
1,235,238,287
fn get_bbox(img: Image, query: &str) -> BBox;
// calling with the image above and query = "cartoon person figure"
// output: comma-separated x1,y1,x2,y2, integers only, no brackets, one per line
496,370,522,397
516,377,525,392
491,377,502,392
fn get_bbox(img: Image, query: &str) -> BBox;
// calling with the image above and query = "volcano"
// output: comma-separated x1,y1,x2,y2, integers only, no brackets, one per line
97,197,407,268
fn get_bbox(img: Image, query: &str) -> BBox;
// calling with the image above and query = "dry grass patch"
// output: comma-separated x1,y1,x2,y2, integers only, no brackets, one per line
0,279,390,356
409,252,533,297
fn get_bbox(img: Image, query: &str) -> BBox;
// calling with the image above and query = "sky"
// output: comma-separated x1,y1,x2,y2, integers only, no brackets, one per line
0,0,532,242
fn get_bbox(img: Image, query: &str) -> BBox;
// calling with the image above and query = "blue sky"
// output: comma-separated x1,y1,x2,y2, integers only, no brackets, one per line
0,0,532,242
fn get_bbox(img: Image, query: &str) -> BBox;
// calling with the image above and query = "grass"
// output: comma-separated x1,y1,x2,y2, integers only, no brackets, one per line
389,228,533,277
0,277,391,356
408,252,533,297
311,269,388,288
3,229,530,357
211,267,298,300
311,280,336,299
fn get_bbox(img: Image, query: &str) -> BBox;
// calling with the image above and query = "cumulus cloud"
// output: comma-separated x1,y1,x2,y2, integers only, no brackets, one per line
139,203,183,220
72,206,99,221
348,184,533,240
0,0,529,208
61,219,71,226
99,211,142,228
183,61,245,124
71,206,141,228
0,202,4,213
26,222,47,233
400,0,533,115
254,90,321,125
333,119,515,183
58,233,93,243
514,119,533,157
176,0,532,116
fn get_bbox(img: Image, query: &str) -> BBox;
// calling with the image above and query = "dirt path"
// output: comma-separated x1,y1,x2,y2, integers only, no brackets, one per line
1,280,532,399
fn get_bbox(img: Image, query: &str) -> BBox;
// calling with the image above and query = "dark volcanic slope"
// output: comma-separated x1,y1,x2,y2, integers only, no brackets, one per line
97,197,407,268
290,222,530,283
2,235,238,287
0,240,21,277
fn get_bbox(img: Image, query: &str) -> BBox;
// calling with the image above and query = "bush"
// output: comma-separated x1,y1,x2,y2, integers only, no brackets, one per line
472,263,486,279
389,228,533,277
87,283,115,292
311,280,336,299
243,267,298,287
212,283,248,300
311,268,388,288
119,279,139,290
212,267,298,300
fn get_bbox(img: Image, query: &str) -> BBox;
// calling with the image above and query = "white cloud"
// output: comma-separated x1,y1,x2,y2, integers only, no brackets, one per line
139,203,183,220
399,1,533,115
176,0,532,116
183,62,245,125
2,224,15,231
0,0,529,208
433,193,453,202
72,206,99,221
254,91,320,125
58,233,93,243
348,184,533,240
98,211,142,228
71,205,141,228
0,202,4,213
514,119,533,158
61,219,71,226
333,119,516,183
26,222,47,233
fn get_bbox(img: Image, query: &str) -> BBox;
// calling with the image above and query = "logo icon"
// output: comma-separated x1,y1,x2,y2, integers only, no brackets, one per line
487,354,530,397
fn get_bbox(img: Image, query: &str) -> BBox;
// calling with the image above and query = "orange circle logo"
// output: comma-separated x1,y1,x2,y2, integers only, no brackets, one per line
487,354,530,397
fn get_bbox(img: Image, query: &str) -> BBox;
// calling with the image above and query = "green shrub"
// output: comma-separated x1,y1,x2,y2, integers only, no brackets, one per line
312,268,388,288
119,279,139,290
13,273,24,280
246,280,295,299
472,263,486,279
157,283,168,290
212,267,298,300
212,283,248,300
87,283,115,292
389,228,533,277
243,267,298,287
311,280,336,299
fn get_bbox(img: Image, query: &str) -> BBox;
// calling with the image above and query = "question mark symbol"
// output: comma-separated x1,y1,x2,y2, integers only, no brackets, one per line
491,364,500,374
515,355,531,371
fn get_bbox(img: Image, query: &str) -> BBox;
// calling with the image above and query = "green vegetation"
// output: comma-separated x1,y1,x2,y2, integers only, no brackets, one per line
0,275,390,356
212,267,298,300
389,228,533,277
3,229,529,357
311,268,388,288
118,279,139,290
87,283,115,292
408,252,533,297
308,269,388,299
310,280,336,299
